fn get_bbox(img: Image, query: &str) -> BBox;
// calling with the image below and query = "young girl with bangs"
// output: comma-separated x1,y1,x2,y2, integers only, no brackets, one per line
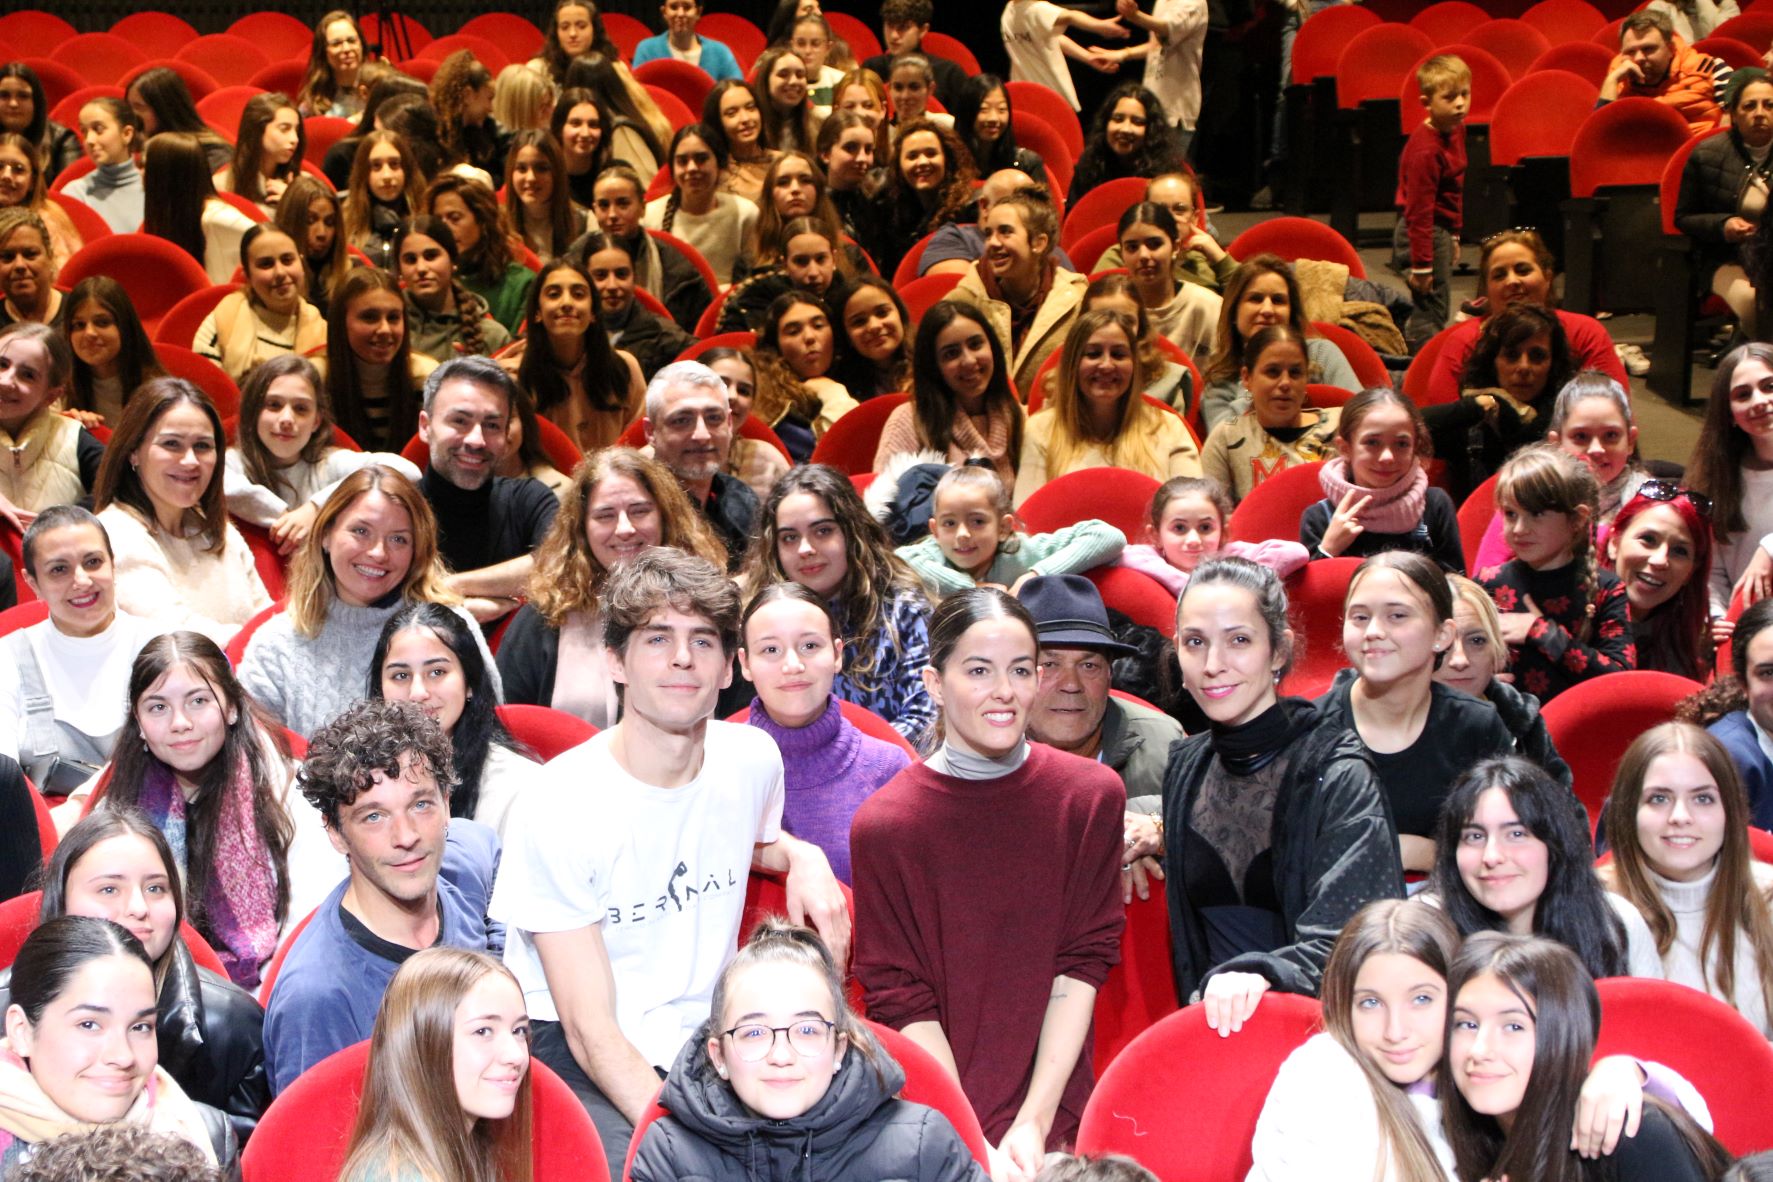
1441,932,1732,1182
1249,899,1682,1182
236,465,491,739
1602,722,1773,1038
1081,273,1194,412
319,268,439,453
1199,255,1360,434
1014,309,1202,505
1318,554,1514,875
498,448,728,728
1426,756,1657,980
644,124,761,288
875,300,1023,485
746,149,859,281
1115,475,1308,596
1200,324,1340,504
744,464,934,742
62,277,163,430
1607,484,1714,681
338,947,534,1182
882,120,978,277
753,47,820,155
1476,444,1635,703
1302,387,1464,572
1115,201,1221,368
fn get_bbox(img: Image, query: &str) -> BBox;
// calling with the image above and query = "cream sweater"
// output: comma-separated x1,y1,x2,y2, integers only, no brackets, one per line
97,504,273,648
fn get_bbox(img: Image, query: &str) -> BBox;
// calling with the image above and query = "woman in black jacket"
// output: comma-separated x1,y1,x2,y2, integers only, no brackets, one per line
1675,68,1773,333
0,809,269,1142
1142,556,1404,1026
630,919,985,1182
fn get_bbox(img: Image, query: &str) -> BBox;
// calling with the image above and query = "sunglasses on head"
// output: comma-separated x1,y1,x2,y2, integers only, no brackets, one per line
1637,479,1711,519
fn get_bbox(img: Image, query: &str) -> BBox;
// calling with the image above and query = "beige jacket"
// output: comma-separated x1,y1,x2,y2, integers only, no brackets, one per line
951,264,1089,399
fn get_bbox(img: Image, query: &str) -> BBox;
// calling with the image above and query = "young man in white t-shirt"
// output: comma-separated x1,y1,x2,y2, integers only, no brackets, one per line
489,548,849,1176
1000,0,1132,112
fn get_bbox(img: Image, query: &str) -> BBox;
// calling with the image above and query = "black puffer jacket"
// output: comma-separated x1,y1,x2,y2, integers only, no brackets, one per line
1675,128,1771,277
1161,699,1405,1004
0,940,269,1144
629,1025,987,1182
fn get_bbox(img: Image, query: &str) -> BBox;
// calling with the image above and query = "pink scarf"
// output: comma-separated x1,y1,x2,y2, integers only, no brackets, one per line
1318,457,1429,534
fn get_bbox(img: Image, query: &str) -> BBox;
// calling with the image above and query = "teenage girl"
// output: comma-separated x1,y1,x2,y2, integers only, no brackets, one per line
1317,553,1515,875
895,465,1126,599
1199,324,1340,504
1116,202,1221,366
62,276,163,430
743,464,934,743
60,97,142,233
1116,475,1308,596
273,176,349,314
1477,443,1635,703
223,355,421,555
1442,932,1732,1182
875,300,1023,485
1602,722,1773,1038
1688,343,1773,621
1302,387,1464,572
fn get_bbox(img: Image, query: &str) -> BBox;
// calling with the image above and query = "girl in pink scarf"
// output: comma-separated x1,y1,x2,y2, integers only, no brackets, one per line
1301,387,1468,574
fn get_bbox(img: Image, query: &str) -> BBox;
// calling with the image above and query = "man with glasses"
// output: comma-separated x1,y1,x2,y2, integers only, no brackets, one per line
642,360,757,570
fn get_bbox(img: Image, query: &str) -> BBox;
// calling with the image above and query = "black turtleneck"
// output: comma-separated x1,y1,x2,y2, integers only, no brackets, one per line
419,469,559,576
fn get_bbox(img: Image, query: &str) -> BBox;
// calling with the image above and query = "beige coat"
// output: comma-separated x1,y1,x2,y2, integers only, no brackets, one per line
951,264,1089,399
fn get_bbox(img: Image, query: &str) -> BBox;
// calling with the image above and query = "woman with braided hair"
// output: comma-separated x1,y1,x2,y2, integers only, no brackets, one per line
643,123,760,288
393,217,511,363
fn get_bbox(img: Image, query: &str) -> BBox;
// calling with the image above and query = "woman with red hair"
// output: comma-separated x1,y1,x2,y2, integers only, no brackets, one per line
1607,482,1715,682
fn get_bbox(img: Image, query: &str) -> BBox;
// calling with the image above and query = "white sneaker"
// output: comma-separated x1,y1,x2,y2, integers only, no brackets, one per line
1615,342,1650,377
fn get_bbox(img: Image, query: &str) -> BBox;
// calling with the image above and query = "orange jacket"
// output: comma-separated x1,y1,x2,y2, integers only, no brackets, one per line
1614,36,1730,134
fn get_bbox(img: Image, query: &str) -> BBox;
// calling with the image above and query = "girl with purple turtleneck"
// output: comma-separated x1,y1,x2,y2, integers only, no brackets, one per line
739,582,911,884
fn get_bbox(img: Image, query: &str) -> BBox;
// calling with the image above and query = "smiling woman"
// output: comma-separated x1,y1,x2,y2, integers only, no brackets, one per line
500,258,646,455
235,465,499,741
192,225,330,384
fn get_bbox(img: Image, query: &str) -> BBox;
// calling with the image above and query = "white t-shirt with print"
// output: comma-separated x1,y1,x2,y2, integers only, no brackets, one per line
1001,0,1080,111
489,722,784,1067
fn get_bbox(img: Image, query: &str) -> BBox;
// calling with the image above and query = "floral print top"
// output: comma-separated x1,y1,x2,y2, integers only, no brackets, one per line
1476,558,1635,703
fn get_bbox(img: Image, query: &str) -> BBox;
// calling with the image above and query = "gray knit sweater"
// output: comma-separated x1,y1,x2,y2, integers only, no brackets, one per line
237,600,500,738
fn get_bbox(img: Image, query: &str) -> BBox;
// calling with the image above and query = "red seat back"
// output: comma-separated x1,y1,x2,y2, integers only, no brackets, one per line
1410,1,1491,44
1093,880,1180,1075
1336,25,1436,109
1075,994,1323,1180
1463,19,1554,79
1592,17,1626,46
0,891,227,976
1060,176,1149,254
109,13,201,62
1227,216,1365,278
1594,977,1773,1155
0,516,32,604
1279,554,1362,698
698,15,768,73
458,14,546,63
59,234,213,333
248,60,310,98
1398,45,1513,131
891,233,935,288
255,906,316,1004
898,271,963,325
1569,96,1697,197
196,86,270,141
1071,224,1123,277
175,37,274,93
49,34,147,87
154,284,235,349
727,700,915,756
1541,670,1706,830
27,779,54,866
122,60,220,104
0,600,48,636
300,116,355,168
1490,68,1600,166
642,85,697,134
44,192,111,247
677,331,756,362
646,229,719,304
243,1041,608,1182
807,392,909,476
1528,40,1616,85
224,13,314,61
224,599,286,670
824,12,884,62
361,12,434,56
1662,129,1721,235
1692,35,1767,67
920,31,982,76
1003,81,1085,160
0,12,76,49
600,12,651,60
1715,12,1773,49
1228,459,1326,544
494,704,597,762
633,58,719,116
1010,111,1075,199
1457,473,1500,574
1309,321,1389,388
1292,5,1381,85
1086,565,1178,633
1020,468,1163,539
1522,0,1607,45
48,87,125,135
156,345,240,417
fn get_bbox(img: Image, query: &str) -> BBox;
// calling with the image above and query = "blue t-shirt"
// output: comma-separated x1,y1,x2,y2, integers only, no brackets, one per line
630,33,743,81
262,819,501,1094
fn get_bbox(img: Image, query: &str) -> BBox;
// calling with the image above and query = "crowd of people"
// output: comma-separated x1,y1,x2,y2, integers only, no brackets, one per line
1,0,1773,1179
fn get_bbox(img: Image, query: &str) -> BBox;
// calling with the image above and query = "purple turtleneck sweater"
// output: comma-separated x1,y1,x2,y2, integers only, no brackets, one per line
746,694,911,884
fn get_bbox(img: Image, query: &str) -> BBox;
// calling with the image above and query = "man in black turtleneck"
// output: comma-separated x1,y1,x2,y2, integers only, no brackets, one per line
416,357,558,622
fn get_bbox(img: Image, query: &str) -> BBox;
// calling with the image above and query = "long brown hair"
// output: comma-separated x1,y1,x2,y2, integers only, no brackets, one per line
227,93,306,207
1495,443,1600,644
430,50,495,168
749,151,853,275
140,133,216,267
423,174,515,283
105,632,295,933
1320,900,1459,1182
1602,722,1773,1012
93,378,228,556
63,276,164,419
343,131,425,247
327,268,421,450
1690,342,1773,537
234,355,333,498
297,10,365,116
275,176,349,309
340,947,535,1182
501,129,577,258
286,466,461,637
1205,254,1314,385
517,258,631,416
527,447,728,627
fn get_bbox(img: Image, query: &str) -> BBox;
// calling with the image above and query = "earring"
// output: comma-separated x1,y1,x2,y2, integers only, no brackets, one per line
716,1066,728,1079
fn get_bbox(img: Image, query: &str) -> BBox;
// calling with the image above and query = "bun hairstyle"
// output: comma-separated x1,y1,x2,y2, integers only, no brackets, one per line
1178,555,1296,680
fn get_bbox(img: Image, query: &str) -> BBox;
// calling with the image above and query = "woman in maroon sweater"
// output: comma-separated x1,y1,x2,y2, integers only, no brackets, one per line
850,588,1125,1179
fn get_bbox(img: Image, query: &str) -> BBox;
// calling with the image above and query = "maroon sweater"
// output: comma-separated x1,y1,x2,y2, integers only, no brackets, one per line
1395,119,1467,269
850,743,1126,1147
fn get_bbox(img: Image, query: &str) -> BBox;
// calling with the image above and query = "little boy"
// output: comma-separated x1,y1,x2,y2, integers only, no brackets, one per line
896,466,1126,598
1393,53,1470,352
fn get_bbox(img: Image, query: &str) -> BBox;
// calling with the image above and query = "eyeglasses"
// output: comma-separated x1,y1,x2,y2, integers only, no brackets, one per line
720,1018,836,1061
1637,479,1712,519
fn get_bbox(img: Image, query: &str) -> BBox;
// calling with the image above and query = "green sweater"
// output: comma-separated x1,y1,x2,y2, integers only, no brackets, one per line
897,520,1127,597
